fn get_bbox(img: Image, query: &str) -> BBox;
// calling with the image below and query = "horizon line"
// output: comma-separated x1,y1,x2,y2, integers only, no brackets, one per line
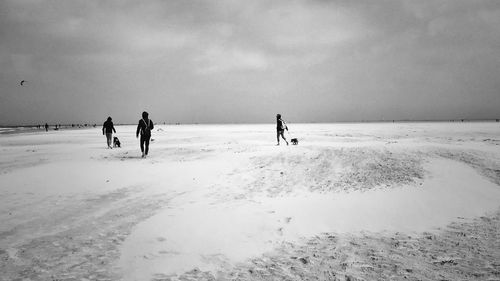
2,118,500,128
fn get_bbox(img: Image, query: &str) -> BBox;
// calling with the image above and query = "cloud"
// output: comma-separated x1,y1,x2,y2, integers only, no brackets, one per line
0,0,499,124
194,46,269,74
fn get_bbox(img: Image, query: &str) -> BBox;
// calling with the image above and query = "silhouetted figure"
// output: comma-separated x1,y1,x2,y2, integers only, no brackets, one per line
102,117,116,149
44,123,49,132
276,114,289,146
136,111,154,158
496,119,499,122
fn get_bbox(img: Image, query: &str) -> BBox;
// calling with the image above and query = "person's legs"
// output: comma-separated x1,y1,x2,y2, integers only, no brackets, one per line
276,130,281,145
280,131,288,145
144,135,151,155
106,133,112,148
140,135,145,157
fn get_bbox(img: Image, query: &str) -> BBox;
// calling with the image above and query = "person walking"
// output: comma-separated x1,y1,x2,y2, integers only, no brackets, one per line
276,114,289,145
136,111,154,158
102,117,116,149
44,123,49,132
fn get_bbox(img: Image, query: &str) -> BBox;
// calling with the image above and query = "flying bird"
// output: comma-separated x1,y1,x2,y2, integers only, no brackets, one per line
20,80,26,86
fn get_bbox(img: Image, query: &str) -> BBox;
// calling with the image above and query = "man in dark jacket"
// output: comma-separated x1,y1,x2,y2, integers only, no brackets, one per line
102,117,116,149
136,111,154,158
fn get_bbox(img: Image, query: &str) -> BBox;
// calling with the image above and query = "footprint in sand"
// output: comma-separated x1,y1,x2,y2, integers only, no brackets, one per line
151,273,173,281
142,253,156,259
158,250,180,255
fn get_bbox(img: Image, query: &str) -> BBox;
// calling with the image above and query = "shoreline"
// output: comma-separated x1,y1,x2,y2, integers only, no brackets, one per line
2,118,500,129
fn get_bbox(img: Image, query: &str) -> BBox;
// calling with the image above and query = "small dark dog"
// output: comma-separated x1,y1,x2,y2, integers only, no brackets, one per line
113,137,121,148
291,138,298,145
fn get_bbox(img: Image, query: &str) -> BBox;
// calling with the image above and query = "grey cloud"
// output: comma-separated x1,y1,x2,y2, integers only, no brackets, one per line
1,0,499,125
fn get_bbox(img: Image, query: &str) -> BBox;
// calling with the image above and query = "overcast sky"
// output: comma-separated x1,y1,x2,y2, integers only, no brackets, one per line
1,0,499,125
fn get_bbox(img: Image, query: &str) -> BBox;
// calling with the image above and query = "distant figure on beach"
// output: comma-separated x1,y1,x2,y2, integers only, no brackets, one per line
136,111,154,158
102,117,116,149
44,123,49,132
276,114,289,146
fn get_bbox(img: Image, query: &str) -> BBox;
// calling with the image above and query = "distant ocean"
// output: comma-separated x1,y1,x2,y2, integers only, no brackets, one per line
0,126,40,135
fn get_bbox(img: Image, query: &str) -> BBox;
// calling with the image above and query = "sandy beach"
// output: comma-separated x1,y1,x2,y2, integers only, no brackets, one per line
1,122,500,280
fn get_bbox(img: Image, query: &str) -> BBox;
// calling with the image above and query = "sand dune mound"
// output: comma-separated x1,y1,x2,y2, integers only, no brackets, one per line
219,147,425,199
